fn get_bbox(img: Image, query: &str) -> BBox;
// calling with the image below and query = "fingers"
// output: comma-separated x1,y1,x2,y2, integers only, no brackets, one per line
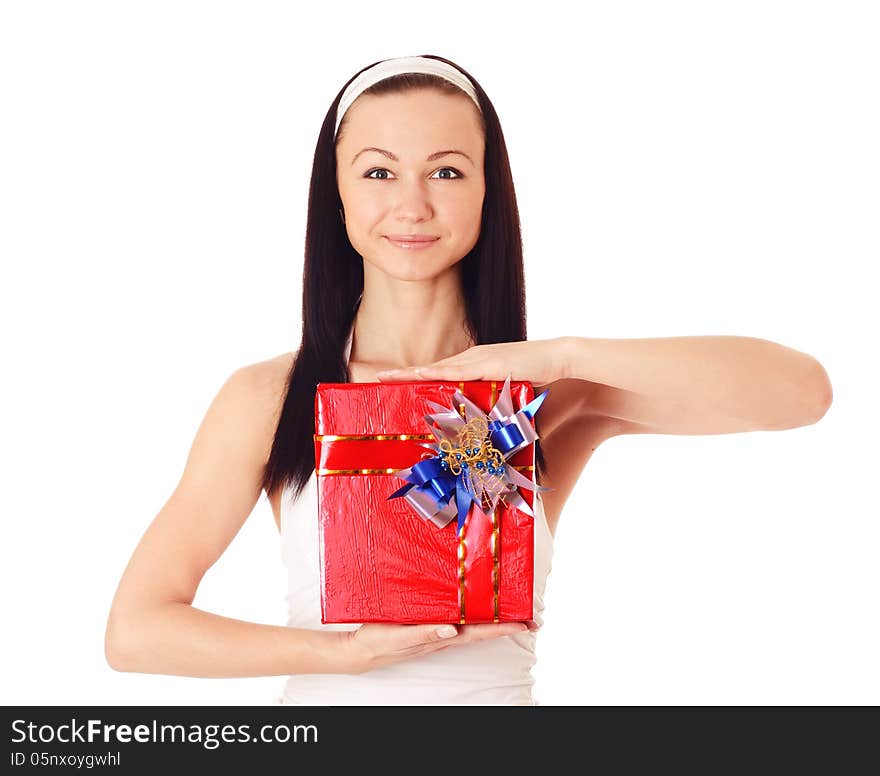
389,624,459,651
448,622,529,642
414,622,529,653
397,621,532,656
352,620,535,673
475,623,530,638
424,624,459,643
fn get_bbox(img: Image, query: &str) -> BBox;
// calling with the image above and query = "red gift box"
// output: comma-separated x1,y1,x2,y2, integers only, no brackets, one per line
315,380,538,625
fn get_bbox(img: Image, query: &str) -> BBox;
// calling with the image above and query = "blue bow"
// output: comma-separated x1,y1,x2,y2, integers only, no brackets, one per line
387,376,552,536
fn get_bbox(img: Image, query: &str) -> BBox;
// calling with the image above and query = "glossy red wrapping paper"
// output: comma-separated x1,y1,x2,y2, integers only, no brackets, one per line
315,380,537,624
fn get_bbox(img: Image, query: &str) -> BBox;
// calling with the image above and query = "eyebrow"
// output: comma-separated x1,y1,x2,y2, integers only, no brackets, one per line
351,147,475,167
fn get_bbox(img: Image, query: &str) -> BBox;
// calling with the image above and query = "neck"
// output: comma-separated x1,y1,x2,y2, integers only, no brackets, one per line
349,268,474,369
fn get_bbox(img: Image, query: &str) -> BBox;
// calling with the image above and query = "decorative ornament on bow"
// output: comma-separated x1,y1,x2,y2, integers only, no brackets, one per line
387,375,553,536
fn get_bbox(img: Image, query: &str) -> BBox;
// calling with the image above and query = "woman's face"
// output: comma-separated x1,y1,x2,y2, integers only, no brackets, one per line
335,89,486,281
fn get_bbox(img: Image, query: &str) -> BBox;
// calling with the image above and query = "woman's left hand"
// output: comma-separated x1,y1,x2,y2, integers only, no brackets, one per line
375,337,571,388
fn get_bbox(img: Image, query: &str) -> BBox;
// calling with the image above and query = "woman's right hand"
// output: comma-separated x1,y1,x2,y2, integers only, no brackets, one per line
340,621,533,674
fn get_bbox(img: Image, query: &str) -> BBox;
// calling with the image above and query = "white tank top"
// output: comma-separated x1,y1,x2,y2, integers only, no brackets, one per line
274,328,555,706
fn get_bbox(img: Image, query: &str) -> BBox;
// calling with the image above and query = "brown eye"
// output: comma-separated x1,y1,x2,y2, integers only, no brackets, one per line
365,168,391,179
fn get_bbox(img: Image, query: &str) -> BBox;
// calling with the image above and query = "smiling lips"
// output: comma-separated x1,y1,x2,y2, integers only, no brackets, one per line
385,234,440,249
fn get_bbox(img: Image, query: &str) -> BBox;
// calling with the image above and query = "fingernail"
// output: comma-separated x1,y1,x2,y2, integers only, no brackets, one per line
436,625,457,638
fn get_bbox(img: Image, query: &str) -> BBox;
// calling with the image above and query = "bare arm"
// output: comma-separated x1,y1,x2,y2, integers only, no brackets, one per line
108,604,352,677
104,357,354,677
560,335,833,434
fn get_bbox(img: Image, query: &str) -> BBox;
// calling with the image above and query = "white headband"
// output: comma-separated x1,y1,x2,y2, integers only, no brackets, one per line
334,55,481,136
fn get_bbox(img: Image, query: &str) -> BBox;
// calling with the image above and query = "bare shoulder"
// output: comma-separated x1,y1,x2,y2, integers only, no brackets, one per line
238,350,296,390
231,351,297,514
230,349,294,399
228,348,297,430
193,351,294,471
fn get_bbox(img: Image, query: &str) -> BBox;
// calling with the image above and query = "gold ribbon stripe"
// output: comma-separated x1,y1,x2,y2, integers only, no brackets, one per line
315,433,434,441
317,465,534,476
491,506,499,622
489,380,499,621
458,382,467,623
458,526,467,624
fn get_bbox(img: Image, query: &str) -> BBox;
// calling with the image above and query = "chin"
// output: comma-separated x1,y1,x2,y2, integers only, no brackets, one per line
365,246,464,281
379,260,458,282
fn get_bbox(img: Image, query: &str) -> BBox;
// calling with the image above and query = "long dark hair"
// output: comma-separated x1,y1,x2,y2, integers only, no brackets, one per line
260,54,546,503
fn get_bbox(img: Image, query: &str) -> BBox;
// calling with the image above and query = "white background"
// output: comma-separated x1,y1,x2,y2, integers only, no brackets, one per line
1,1,876,705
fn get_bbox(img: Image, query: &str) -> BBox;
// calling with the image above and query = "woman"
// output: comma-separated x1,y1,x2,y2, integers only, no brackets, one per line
104,55,833,705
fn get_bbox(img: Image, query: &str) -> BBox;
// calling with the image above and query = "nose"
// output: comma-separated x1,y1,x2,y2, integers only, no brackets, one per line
392,178,434,222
